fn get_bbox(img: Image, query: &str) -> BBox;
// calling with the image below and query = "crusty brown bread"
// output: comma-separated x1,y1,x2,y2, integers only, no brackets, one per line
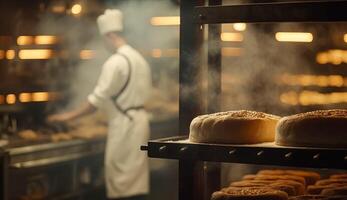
189,110,280,144
241,174,306,186
258,169,320,185
229,181,296,196
315,179,347,186
321,186,347,196
211,187,288,200
275,109,347,148
233,179,305,195
330,174,347,180
307,184,346,195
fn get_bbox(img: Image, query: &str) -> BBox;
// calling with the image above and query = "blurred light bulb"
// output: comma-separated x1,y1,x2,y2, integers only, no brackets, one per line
71,4,82,15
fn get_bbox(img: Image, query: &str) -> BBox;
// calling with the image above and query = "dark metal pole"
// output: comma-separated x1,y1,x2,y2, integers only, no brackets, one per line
207,0,222,113
179,0,205,200
204,1,222,199
179,0,205,135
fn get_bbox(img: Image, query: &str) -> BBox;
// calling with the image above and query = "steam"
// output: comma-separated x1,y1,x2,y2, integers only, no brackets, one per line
33,0,179,112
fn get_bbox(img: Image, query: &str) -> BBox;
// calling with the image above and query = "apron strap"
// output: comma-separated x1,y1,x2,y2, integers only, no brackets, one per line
110,53,144,121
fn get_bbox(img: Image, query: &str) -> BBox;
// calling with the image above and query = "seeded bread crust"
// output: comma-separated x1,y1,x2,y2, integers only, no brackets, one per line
211,187,288,200
276,109,347,148
190,110,280,144
258,169,321,185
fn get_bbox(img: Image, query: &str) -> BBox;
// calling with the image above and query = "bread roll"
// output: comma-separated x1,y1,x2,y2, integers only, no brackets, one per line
229,181,296,196
233,180,305,195
316,179,347,186
211,187,288,200
189,110,280,144
258,169,320,185
242,174,306,186
330,174,347,180
307,184,345,195
276,109,347,148
321,186,347,196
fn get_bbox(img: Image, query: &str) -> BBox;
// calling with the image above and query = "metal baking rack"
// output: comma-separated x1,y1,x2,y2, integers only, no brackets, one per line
143,1,347,200
142,136,347,169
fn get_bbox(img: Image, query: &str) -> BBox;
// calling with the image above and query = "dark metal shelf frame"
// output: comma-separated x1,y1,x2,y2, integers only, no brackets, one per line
194,1,347,24
154,1,347,200
143,136,347,170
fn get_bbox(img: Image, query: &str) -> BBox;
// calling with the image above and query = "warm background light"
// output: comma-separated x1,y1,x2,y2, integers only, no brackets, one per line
35,36,58,45
6,50,15,59
280,74,346,87
151,49,162,58
221,47,242,57
71,4,82,15
17,35,58,45
6,94,16,104
80,50,95,60
316,49,347,65
233,23,247,31
280,90,347,106
221,32,244,42
275,32,313,43
150,16,180,26
19,93,32,103
19,49,53,59
32,92,50,102
344,34,347,43
52,5,66,13
17,36,34,45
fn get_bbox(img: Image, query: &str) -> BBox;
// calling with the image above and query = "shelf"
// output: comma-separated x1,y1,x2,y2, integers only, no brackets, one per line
194,1,347,24
142,136,347,169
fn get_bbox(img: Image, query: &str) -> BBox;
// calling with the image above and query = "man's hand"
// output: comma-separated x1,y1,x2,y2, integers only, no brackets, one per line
47,112,74,123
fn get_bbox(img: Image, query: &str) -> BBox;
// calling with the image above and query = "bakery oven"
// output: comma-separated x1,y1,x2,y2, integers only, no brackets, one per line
0,1,108,199
143,1,347,200
0,0,182,199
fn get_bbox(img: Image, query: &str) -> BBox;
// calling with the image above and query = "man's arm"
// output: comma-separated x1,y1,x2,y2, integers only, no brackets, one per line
47,101,97,123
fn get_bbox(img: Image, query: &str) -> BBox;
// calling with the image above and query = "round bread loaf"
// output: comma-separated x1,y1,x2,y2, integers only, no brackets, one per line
189,110,280,144
236,179,305,195
241,174,306,186
275,109,347,148
330,174,347,180
211,187,288,200
321,186,347,196
307,184,346,195
258,169,320,185
316,179,347,186
229,181,296,196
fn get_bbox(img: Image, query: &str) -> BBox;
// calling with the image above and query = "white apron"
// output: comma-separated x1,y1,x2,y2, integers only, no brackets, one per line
88,45,152,198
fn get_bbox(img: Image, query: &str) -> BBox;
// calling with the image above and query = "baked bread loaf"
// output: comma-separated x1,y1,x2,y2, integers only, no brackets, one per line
321,186,347,196
258,169,320,185
211,187,288,200
237,178,305,195
242,174,306,186
275,109,347,148
189,110,280,144
307,184,346,195
316,179,347,186
229,181,296,196
330,174,347,180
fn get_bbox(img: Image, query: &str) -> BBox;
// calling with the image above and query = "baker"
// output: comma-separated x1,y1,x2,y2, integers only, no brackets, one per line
48,9,152,200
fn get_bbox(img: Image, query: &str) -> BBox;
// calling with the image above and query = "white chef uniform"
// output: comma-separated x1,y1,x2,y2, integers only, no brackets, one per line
88,44,152,198
89,9,152,198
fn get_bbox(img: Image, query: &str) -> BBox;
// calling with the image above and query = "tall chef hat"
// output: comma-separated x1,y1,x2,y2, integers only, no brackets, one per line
97,9,123,35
